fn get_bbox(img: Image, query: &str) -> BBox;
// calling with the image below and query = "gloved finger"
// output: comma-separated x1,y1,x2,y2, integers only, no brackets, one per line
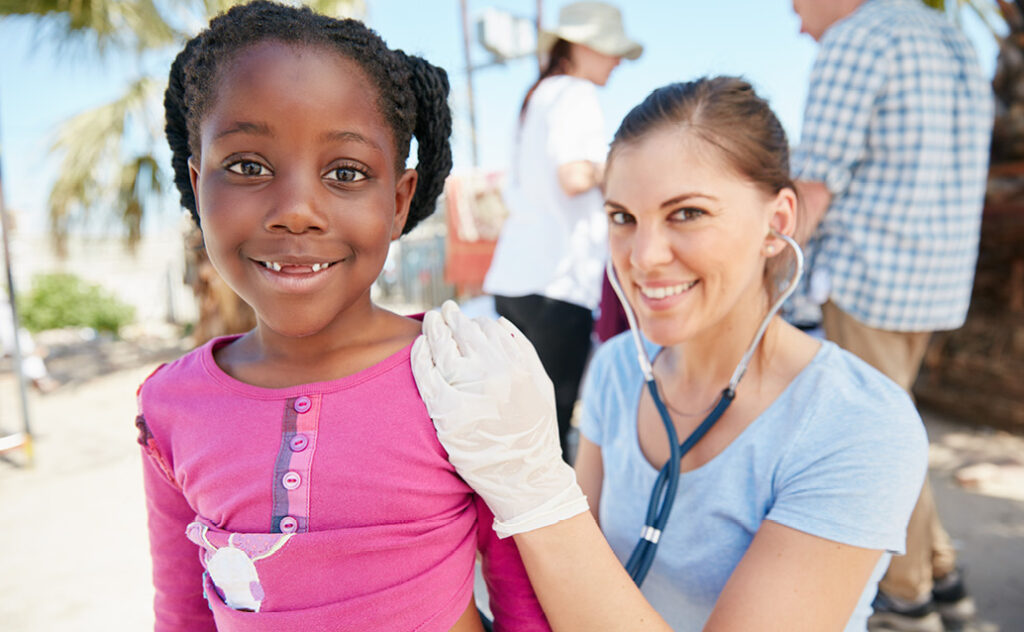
440,300,493,359
497,317,549,381
477,316,519,360
423,309,474,383
410,335,437,401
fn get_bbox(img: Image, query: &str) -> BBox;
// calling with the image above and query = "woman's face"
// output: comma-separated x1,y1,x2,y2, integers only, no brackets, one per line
570,43,621,86
604,130,793,348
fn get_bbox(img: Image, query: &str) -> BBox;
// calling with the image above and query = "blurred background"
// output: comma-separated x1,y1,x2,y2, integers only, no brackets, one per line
0,1,1021,630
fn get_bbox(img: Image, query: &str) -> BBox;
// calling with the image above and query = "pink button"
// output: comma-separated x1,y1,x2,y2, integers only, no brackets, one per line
289,434,309,452
282,471,301,490
279,516,298,533
293,396,312,414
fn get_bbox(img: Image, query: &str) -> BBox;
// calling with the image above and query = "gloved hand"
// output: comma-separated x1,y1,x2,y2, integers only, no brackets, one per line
411,300,589,538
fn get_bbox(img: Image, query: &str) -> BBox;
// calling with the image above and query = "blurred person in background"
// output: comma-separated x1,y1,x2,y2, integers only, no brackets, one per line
790,1,994,629
483,1,642,460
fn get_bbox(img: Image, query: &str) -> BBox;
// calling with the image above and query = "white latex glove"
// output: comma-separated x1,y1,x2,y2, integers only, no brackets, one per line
412,300,589,538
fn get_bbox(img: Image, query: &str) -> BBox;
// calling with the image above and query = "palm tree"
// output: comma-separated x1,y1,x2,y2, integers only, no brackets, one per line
916,0,1024,432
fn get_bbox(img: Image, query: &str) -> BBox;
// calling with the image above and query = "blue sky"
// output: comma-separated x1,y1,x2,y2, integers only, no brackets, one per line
0,1,999,236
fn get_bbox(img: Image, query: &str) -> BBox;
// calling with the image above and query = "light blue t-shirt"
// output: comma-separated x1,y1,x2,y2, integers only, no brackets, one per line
580,335,929,631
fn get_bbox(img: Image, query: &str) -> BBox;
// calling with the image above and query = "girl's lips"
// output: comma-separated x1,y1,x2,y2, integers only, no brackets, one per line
251,258,341,292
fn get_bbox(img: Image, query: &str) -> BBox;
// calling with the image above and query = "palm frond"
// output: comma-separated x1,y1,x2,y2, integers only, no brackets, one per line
0,0,176,54
46,75,165,252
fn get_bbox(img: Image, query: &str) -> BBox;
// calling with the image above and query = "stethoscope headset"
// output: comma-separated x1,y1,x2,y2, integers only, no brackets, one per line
604,228,804,586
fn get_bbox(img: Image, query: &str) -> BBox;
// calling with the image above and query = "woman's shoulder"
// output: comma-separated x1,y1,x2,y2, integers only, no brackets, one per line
787,340,924,442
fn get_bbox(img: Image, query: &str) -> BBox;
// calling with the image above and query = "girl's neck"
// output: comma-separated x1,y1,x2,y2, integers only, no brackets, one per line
215,302,420,388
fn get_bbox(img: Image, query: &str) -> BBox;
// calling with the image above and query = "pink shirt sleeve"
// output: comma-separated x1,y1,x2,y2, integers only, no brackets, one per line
139,420,217,632
474,495,551,631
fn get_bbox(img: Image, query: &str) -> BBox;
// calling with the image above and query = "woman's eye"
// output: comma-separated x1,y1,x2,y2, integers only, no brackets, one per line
327,167,366,183
608,211,634,225
671,207,706,222
226,160,269,177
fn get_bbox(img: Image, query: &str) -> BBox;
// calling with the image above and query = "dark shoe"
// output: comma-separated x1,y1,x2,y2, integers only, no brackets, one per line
868,591,944,632
932,569,977,624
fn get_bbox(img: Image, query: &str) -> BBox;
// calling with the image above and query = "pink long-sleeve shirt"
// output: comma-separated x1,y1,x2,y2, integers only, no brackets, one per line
136,335,549,631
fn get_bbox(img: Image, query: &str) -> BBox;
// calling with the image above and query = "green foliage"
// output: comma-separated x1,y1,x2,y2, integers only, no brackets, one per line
18,273,135,334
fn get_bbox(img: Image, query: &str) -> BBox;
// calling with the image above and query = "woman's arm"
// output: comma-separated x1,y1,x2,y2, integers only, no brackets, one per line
557,160,603,196
706,521,882,631
513,513,671,632
573,435,604,522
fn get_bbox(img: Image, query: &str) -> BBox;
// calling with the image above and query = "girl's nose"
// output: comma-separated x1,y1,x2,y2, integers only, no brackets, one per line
264,172,328,234
629,222,674,270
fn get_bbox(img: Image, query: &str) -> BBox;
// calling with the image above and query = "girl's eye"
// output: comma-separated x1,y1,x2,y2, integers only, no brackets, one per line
608,211,634,225
227,160,269,177
670,207,706,222
326,166,367,183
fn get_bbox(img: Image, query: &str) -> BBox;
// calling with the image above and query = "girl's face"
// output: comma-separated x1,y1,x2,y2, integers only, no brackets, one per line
603,130,794,348
189,41,416,340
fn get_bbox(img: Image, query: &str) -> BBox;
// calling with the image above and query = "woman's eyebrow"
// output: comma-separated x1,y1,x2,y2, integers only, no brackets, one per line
659,192,715,208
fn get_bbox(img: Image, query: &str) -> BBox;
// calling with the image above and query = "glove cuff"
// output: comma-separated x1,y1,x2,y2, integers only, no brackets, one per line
492,484,590,539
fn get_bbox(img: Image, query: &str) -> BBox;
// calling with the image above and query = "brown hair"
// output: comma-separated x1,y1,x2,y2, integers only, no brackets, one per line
608,76,798,297
519,38,574,121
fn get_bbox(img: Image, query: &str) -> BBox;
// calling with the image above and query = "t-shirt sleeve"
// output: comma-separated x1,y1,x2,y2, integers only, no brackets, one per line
765,388,928,554
137,413,216,632
792,27,891,195
546,80,606,166
475,495,552,631
578,342,612,446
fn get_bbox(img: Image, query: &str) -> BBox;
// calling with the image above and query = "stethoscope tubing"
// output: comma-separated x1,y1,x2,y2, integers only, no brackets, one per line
604,230,804,586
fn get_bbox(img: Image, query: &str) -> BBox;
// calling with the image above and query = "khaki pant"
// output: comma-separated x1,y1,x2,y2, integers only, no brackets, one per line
822,301,957,601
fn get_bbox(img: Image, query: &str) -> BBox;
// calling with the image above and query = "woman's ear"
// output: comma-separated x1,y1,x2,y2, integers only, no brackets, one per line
391,168,418,240
764,187,797,257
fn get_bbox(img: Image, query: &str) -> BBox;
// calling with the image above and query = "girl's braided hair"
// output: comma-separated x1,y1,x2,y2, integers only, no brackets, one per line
164,0,452,235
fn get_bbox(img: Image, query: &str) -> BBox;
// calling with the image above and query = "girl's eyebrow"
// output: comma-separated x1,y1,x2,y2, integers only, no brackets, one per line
319,129,383,152
215,120,271,140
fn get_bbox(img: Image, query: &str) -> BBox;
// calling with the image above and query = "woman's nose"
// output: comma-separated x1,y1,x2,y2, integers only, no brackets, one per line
264,171,327,234
629,223,674,270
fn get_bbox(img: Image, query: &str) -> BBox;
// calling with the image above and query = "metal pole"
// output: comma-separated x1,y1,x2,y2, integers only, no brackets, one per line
0,86,34,463
459,0,480,167
537,0,544,72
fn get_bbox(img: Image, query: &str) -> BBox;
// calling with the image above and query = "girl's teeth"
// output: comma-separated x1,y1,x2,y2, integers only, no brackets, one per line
263,261,331,272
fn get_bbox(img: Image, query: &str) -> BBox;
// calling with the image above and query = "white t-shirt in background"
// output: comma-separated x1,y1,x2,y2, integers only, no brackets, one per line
484,75,609,311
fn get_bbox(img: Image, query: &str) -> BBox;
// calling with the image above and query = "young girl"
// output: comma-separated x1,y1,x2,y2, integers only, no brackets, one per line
413,77,929,631
135,3,548,630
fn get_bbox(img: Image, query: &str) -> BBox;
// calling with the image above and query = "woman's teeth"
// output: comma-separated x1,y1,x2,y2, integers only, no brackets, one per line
640,280,697,299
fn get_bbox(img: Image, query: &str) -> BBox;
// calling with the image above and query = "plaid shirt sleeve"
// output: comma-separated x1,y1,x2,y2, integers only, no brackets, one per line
792,27,890,195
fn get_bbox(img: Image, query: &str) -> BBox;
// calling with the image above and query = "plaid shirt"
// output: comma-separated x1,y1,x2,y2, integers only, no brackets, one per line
793,0,993,332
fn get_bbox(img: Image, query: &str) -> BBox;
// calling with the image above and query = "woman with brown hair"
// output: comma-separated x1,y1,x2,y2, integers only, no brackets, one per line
416,77,929,631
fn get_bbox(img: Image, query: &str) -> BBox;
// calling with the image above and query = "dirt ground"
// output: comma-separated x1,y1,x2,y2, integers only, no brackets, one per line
0,333,1021,631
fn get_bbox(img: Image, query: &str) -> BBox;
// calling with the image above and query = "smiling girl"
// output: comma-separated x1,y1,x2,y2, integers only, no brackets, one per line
134,3,547,630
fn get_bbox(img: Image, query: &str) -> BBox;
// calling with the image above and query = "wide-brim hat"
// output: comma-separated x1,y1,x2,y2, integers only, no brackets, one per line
538,2,643,60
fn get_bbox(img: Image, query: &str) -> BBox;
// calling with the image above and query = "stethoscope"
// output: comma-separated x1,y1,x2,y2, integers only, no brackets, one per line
604,229,804,587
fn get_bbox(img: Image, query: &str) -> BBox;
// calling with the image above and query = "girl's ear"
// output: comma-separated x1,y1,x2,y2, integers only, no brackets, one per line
188,156,200,212
764,186,797,257
391,168,418,240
